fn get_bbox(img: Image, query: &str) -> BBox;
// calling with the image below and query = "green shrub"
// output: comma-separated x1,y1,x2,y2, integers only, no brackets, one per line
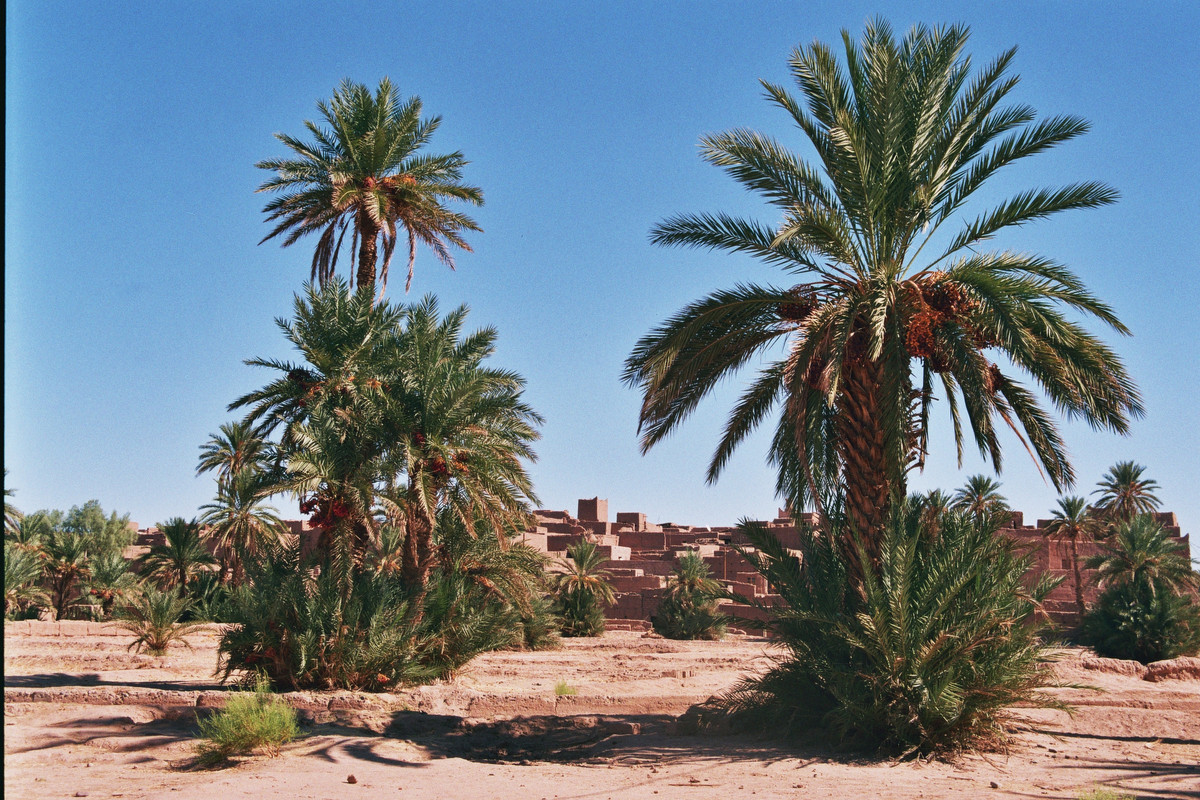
1075,789,1134,800
554,679,577,696
514,594,562,650
652,551,727,640
218,543,436,690
196,675,299,763
219,534,545,690
117,587,206,655
555,587,608,637
717,502,1064,755
187,571,234,623
1081,580,1200,663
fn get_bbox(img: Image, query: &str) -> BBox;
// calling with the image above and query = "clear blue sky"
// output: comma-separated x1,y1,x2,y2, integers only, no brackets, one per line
6,2,1198,552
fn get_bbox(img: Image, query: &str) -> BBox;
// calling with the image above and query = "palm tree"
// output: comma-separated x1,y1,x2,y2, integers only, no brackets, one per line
198,473,288,584
1043,496,1105,615
1086,515,1196,598
233,283,541,603
231,281,407,578
623,21,1140,579
140,518,216,595
7,511,53,550
43,531,91,620
1093,461,1161,526
951,475,1008,517
666,551,722,601
85,551,142,618
553,540,616,637
4,472,23,538
117,587,205,656
387,296,542,595
197,420,272,482
257,78,483,299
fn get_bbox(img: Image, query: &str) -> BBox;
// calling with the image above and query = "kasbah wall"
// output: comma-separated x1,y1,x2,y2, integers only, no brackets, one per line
124,497,1190,634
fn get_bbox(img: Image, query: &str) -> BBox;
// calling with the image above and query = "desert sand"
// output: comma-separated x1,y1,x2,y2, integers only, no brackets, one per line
4,621,1199,799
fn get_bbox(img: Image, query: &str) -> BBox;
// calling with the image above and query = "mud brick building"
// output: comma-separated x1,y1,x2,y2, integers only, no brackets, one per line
520,499,1192,632
122,499,1189,632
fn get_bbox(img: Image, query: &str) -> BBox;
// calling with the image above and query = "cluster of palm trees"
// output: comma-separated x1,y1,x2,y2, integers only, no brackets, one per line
2,491,221,625
207,285,541,603
943,463,1193,620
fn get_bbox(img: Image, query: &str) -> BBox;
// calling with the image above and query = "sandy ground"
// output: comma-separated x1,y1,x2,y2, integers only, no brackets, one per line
4,622,1199,799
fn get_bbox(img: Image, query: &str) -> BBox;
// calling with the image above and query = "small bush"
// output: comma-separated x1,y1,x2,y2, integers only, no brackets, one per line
652,551,727,640
196,675,299,763
1075,789,1134,800
554,680,577,696
717,502,1064,755
117,587,205,655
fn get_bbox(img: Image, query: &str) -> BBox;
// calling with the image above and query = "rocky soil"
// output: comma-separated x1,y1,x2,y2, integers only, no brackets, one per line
5,621,1199,799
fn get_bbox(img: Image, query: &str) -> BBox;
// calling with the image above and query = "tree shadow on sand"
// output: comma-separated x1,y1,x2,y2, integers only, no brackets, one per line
5,672,224,692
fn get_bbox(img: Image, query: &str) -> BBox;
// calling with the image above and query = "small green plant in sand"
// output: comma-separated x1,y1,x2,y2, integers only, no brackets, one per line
196,675,299,764
1075,788,1134,800
554,680,578,696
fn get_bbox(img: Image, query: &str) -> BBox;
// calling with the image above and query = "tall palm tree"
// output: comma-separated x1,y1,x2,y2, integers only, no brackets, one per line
257,77,483,299
231,282,541,602
197,420,272,483
140,518,216,596
43,531,91,620
1043,496,1105,615
951,475,1008,517
1092,461,1161,526
623,21,1140,578
1086,515,1196,598
198,473,288,584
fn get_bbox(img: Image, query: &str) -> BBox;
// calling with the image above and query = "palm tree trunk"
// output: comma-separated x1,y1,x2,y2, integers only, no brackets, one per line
357,211,379,296
401,506,435,586
837,354,893,578
1070,533,1085,619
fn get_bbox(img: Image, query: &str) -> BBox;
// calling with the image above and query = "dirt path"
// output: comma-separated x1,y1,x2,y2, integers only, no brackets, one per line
5,623,1199,799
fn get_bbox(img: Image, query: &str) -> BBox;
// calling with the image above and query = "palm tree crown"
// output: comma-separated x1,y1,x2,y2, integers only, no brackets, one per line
140,518,216,595
1043,496,1106,615
1092,461,1161,525
197,420,272,482
198,473,288,584
555,540,616,607
1085,514,1196,597
623,20,1141,568
951,475,1008,517
257,78,483,299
